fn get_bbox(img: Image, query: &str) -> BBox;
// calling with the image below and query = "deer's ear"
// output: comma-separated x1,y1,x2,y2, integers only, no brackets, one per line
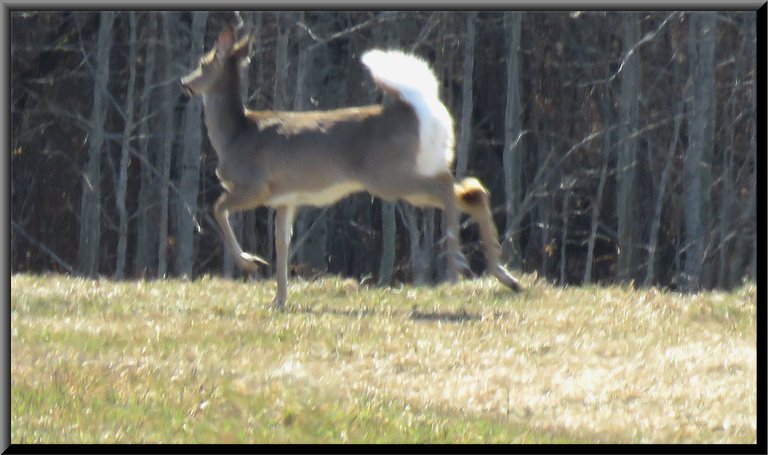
231,36,251,62
216,25,237,54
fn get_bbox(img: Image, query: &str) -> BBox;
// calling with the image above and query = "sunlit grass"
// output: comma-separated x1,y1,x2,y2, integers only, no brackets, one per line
11,273,757,443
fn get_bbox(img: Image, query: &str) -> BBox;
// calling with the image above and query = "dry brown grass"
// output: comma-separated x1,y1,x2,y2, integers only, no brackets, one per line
272,280,756,443
11,273,757,443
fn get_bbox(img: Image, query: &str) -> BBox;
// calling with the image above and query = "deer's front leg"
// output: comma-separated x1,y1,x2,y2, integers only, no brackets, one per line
214,191,270,270
273,205,296,308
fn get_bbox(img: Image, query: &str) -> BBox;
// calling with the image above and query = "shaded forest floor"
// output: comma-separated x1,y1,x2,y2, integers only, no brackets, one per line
10,273,757,443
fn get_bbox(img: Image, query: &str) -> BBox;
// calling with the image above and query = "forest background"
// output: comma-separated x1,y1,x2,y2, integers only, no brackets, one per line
9,10,758,291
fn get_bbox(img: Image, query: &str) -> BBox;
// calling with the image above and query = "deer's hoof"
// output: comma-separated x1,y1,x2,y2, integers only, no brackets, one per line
493,265,523,292
240,252,269,267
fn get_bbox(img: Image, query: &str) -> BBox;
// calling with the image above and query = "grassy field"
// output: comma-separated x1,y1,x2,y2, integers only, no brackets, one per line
10,273,757,444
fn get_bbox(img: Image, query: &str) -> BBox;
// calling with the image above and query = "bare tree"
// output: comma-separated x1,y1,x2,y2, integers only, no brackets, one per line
134,14,159,277
746,20,757,283
175,11,208,278
78,11,114,277
717,81,737,288
502,12,524,268
645,100,682,287
697,13,717,289
617,13,640,282
571,17,617,285
156,12,178,277
114,12,137,279
454,12,476,180
681,12,716,291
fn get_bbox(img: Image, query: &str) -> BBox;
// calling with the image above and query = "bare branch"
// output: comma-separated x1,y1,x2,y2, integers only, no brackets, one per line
12,221,75,274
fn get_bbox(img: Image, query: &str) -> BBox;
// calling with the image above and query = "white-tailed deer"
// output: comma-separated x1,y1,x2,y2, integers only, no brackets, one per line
180,26,522,307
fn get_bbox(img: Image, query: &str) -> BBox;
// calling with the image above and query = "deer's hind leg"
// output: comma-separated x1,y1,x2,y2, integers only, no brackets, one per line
454,177,522,291
391,173,523,291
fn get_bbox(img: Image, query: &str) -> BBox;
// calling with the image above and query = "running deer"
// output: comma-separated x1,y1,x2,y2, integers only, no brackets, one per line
180,26,522,307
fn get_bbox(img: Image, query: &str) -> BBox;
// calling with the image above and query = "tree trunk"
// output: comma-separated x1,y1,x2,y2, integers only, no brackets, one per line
682,12,716,291
134,14,158,277
115,12,136,279
347,196,373,281
78,11,114,277
717,77,736,288
273,12,293,111
502,12,524,267
405,204,434,286
747,175,756,282
560,187,572,284
175,11,207,278
454,12,476,180
698,13,717,288
537,139,555,279
732,17,757,285
645,101,682,287
575,22,614,285
157,12,177,278
747,20,757,283
378,202,396,285
617,12,640,282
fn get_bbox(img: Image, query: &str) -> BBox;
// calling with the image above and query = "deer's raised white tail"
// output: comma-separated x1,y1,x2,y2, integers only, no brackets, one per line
361,50,454,178
180,25,522,308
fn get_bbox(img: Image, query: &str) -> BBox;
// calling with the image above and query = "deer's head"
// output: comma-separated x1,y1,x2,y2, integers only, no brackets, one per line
180,25,250,97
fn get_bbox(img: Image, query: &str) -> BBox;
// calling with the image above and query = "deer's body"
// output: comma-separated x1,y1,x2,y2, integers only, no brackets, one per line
181,26,521,307
215,104,419,207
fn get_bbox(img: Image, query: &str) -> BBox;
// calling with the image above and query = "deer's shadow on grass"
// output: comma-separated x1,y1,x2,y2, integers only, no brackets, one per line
286,303,487,323
408,307,482,323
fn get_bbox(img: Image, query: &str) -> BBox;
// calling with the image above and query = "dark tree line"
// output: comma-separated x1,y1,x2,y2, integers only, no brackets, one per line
10,11,758,291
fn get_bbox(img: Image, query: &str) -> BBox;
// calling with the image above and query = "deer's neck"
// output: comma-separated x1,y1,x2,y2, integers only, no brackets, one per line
201,65,248,156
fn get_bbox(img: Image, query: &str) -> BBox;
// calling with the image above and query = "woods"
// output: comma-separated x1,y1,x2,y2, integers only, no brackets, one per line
10,11,758,291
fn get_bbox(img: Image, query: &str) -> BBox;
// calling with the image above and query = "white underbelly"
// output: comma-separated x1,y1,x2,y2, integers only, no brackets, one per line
267,181,364,207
